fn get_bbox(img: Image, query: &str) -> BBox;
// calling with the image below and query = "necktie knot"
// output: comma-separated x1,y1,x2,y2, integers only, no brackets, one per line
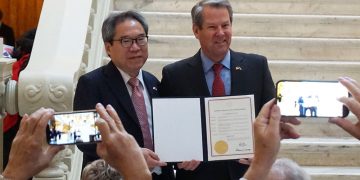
213,63,223,75
128,77,139,88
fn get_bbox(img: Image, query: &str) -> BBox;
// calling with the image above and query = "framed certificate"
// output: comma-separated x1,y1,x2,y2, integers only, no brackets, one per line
152,95,255,162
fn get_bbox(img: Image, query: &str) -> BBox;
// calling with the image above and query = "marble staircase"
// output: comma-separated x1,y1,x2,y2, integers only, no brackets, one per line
116,0,360,83
116,0,360,15
114,0,360,179
144,12,360,38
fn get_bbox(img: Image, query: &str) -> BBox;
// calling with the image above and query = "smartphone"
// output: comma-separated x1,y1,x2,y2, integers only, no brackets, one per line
276,80,349,118
47,110,101,145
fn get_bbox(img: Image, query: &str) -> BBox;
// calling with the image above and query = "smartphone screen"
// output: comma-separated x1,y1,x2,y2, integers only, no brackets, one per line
276,80,349,118
47,110,101,145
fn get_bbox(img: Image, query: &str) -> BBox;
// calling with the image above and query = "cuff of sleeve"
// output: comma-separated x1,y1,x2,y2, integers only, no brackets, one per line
151,166,162,175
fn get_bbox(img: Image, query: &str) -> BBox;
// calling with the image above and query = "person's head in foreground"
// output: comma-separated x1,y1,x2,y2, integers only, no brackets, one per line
267,158,310,180
82,159,122,180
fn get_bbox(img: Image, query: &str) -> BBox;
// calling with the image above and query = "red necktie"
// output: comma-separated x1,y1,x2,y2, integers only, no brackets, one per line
128,77,153,150
212,64,225,96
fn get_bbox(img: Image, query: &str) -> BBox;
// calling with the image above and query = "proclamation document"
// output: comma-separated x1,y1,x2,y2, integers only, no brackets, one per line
152,95,255,162
205,95,255,161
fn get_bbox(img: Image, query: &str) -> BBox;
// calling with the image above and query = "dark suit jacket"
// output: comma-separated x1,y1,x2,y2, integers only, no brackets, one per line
74,61,175,180
160,50,275,180
0,23,15,46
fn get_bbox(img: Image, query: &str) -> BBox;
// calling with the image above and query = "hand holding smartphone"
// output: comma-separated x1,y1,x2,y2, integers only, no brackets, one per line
47,110,101,145
276,80,349,118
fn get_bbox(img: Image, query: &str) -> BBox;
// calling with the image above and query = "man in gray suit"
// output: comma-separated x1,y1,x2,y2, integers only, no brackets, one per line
160,0,275,179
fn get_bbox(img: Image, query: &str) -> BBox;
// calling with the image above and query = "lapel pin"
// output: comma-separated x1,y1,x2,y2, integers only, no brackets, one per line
235,66,242,71
153,87,158,91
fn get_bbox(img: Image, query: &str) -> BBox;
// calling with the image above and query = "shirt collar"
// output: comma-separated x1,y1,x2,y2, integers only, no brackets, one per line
117,67,145,87
201,50,231,73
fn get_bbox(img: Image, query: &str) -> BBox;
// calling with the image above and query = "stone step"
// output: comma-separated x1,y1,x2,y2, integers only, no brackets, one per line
294,115,358,138
279,137,360,166
114,0,360,15
143,59,360,86
148,35,360,61
143,12,360,38
268,61,360,86
304,166,360,180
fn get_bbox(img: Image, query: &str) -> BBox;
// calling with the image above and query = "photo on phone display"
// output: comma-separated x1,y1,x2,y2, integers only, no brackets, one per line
276,80,349,118
47,110,101,145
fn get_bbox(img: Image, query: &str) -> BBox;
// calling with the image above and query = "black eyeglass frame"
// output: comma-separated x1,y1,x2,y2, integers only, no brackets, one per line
112,35,149,48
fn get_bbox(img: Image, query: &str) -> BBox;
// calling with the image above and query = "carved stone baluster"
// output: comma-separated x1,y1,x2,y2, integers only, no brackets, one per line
33,149,68,180
0,57,16,173
62,146,74,173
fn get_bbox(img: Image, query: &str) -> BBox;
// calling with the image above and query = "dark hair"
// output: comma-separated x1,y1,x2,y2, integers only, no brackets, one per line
16,28,37,54
191,0,233,29
12,28,36,60
102,10,148,44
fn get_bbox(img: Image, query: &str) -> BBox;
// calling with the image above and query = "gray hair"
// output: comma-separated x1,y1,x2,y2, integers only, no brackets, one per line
268,158,311,180
191,0,233,28
101,10,148,44
81,159,122,180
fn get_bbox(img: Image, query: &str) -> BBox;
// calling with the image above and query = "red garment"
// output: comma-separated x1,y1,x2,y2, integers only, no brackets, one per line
12,54,30,81
3,114,19,132
3,54,30,132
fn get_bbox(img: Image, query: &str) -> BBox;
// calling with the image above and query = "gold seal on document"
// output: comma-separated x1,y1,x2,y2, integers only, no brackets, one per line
214,140,228,154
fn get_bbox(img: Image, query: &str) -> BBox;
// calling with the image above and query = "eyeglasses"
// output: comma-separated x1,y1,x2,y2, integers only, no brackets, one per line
112,35,148,48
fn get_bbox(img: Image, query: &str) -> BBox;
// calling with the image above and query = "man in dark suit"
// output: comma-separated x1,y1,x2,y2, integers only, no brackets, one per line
159,1,275,180
0,9,15,46
74,11,174,180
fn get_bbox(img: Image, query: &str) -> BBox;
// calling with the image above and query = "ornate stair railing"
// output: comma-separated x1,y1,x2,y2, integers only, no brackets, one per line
0,0,112,179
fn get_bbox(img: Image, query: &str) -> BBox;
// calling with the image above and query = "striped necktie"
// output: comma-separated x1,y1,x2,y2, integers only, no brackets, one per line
128,77,153,150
